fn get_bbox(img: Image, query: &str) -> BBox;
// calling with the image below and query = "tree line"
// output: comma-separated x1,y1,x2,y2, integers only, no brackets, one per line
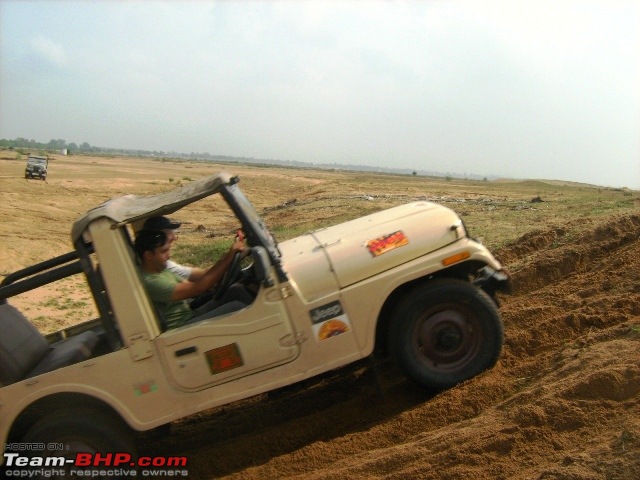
1,137,252,160
0,137,155,156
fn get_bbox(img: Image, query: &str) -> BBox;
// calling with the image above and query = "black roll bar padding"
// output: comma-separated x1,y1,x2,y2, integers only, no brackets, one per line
0,251,80,289
0,254,83,302
74,239,122,351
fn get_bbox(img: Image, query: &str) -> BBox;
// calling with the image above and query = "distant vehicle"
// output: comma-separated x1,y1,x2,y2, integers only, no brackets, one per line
24,155,48,180
0,172,510,470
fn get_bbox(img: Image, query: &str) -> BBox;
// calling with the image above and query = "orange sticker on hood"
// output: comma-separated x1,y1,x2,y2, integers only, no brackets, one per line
366,231,409,257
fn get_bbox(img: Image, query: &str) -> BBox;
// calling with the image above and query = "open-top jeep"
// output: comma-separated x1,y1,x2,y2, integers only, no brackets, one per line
0,172,510,468
24,155,48,180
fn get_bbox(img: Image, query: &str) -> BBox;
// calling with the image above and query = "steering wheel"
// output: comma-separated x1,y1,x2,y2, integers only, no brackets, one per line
212,251,243,301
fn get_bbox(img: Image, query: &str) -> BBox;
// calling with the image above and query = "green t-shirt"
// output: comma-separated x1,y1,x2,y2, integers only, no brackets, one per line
139,269,194,330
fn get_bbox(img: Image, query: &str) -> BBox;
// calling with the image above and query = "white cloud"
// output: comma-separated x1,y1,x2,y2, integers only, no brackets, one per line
30,36,68,68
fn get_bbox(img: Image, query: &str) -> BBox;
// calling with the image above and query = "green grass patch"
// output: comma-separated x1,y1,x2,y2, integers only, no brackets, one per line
173,239,233,266
40,297,88,310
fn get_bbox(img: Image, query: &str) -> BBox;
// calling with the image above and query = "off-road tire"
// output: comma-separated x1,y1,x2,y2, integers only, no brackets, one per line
389,279,503,390
20,408,137,479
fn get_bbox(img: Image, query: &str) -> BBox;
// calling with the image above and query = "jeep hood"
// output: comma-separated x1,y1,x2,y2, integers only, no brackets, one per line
279,202,465,301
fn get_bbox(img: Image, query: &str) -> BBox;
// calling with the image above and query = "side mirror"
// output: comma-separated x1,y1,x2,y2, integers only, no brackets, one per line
250,246,275,288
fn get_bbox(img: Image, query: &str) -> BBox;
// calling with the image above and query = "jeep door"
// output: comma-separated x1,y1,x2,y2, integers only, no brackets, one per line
155,286,299,391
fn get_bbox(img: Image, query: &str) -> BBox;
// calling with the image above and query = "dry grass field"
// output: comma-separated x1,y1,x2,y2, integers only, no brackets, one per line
1,152,639,479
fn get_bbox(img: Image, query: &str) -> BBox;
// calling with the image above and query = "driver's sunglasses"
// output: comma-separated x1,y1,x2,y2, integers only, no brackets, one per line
148,231,168,250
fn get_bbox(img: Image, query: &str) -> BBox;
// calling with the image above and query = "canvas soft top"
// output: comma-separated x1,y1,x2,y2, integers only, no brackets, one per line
71,172,233,242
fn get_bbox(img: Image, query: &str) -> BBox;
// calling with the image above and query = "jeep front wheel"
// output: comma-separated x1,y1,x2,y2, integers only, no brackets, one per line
389,279,503,390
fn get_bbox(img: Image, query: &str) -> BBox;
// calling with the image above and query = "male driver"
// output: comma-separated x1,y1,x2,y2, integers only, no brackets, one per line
141,216,205,281
135,229,249,330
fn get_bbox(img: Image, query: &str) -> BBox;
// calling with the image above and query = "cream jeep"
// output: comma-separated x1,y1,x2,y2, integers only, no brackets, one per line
0,172,510,466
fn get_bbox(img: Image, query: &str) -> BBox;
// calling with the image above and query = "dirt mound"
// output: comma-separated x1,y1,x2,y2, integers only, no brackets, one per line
148,213,640,479
498,213,640,293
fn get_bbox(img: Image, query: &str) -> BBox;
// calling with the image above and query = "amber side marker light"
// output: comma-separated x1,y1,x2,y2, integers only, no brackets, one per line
442,251,471,266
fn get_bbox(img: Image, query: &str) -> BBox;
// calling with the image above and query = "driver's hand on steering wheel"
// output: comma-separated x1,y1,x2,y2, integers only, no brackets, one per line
231,229,248,257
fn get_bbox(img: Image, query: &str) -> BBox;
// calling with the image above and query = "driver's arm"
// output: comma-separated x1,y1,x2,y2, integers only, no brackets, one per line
187,267,206,281
170,235,246,301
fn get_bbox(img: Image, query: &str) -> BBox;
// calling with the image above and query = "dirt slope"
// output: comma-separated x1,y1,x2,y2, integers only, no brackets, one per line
153,213,640,480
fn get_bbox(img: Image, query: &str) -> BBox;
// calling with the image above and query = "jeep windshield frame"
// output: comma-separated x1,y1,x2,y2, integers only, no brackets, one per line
220,179,286,282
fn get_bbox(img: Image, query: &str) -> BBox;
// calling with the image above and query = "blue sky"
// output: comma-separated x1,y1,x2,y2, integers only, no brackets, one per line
1,0,638,188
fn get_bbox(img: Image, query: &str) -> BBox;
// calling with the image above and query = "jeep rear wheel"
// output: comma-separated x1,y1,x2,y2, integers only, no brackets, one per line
389,279,503,390
20,408,137,479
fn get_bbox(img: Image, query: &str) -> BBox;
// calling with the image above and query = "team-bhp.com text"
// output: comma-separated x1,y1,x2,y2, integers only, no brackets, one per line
3,452,189,477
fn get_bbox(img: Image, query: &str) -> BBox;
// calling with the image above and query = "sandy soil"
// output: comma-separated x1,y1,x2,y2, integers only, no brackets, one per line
1,153,639,479
150,212,640,480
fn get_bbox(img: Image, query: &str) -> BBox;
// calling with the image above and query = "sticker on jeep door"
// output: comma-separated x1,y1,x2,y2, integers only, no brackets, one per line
205,343,244,375
309,301,352,342
366,230,409,257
